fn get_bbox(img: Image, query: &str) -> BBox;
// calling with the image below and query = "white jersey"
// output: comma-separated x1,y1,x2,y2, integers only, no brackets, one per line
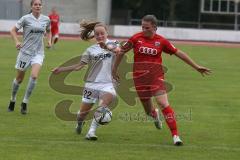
81,40,116,83
15,13,50,56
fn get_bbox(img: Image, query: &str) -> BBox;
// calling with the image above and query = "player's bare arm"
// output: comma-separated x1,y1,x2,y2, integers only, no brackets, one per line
111,41,133,81
46,29,52,48
111,54,123,82
10,26,21,50
174,50,211,76
52,61,87,74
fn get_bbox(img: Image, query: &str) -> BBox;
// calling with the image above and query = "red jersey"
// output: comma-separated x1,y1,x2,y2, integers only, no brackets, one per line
128,32,178,64
128,32,178,99
49,13,60,34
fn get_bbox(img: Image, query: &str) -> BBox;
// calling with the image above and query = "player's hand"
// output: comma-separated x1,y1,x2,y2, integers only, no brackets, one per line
46,41,52,49
98,42,107,49
196,66,212,76
51,67,62,74
98,41,122,54
112,47,122,55
16,41,22,50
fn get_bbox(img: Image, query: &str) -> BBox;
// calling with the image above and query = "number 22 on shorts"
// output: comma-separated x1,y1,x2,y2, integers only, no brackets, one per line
83,89,92,99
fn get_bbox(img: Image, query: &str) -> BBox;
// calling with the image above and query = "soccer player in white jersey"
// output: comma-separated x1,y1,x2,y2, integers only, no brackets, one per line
7,0,51,114
52,21,118,140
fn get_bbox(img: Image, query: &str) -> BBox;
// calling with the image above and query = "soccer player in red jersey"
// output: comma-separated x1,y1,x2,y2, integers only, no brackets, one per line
111,15,211,146
49,7,60,47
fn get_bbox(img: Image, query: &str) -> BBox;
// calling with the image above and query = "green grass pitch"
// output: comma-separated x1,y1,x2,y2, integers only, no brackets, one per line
0,37,239,160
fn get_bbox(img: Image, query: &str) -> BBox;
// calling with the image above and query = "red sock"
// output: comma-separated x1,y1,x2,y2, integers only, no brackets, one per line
161,106,178,136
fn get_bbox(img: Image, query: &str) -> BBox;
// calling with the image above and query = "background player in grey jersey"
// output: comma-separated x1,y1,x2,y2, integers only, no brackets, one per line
8,0,51,114
52,21,119,140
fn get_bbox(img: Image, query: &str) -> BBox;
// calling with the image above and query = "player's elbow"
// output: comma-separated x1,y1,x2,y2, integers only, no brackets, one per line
74,67,80,71
10,28,15,35
174,50,185,58
74,65,84,71
10,27,18,36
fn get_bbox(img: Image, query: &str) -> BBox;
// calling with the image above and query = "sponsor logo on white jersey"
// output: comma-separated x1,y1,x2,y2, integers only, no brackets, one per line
93,53,112,61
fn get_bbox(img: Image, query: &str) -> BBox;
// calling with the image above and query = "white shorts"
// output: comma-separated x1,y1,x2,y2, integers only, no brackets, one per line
82,82,117,104
15,52,44,71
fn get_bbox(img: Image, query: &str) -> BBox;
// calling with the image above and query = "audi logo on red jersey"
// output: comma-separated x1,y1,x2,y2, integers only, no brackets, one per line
139,47,158,55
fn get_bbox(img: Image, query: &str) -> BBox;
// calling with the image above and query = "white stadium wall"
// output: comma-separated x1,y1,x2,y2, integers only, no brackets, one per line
1,20,240,42
0,20,80,35
112,25,240,43
22,0,97,22
21,0,111,24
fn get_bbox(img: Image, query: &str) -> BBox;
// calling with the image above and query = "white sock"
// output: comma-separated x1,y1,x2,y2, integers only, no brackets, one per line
23,77,37,103
88,118,99,134
10,79,20,102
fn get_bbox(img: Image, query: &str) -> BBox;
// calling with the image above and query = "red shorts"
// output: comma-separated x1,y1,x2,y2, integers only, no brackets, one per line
51,28,59,37
133,62,167,101
133,75,166,101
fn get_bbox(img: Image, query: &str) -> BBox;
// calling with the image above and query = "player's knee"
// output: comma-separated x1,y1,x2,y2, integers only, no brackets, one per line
78,110,89,120
157,101,169,109
16,78,23,84
31,75,38,80
16,76,24,84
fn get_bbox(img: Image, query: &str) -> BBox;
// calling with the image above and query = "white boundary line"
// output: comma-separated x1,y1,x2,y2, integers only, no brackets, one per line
1,33,240,48
2,137,240,152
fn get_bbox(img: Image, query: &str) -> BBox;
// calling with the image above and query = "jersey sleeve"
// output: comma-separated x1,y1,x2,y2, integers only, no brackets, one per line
162,39,178,55
128,35,137,48
81,49,91,64
15,16,25,30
